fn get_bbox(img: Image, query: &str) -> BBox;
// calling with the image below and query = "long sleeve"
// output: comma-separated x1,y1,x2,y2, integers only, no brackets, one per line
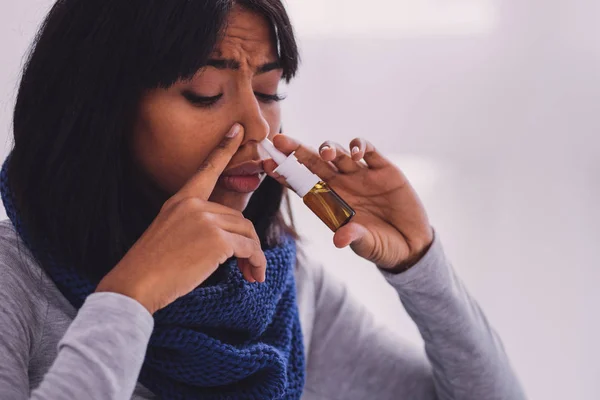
302,235,526,400
380,236,526,399
0,271,154,400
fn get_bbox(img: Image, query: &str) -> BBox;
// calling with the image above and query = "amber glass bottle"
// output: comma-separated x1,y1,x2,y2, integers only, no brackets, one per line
303,181,355,231
261,139,355,232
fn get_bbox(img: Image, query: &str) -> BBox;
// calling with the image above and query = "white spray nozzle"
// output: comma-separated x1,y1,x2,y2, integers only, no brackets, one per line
260,139,288,165
259,138,321,198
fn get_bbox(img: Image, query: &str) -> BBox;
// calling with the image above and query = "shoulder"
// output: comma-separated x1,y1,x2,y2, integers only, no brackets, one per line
0,219,45,293
0,219,47,347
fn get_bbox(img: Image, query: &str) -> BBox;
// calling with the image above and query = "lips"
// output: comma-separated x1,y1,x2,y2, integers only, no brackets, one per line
222,161,265,177
218,160,265,193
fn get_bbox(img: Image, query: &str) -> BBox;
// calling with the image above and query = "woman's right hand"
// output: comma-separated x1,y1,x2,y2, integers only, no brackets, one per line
95,124,267,315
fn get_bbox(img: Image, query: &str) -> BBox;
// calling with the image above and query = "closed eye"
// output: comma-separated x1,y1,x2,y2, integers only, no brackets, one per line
182,90,286,107
182,91,223,108
255,92,286,103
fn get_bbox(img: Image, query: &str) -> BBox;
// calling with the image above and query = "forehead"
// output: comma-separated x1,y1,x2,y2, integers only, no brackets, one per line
211,7,278,66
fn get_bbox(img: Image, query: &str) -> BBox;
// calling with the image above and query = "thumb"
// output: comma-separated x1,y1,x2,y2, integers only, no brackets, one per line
333,222,369,249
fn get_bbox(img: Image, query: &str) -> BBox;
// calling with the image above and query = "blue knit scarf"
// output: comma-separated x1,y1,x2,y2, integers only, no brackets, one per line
0,156,305,399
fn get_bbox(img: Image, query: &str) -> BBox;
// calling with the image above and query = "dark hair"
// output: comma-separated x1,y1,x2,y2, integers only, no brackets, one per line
8,0,299,281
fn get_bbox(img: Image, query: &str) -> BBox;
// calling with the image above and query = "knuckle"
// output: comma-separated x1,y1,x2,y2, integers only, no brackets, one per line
252,237,264,253
243,217,255,232
197,160,215,172
178,197,205,212
213,229,230,248
161,197,176,212
216,138,230,149
365,141,377,152
197,211,216,225
248,221,260,242
304,150,323,169
231,209,244,219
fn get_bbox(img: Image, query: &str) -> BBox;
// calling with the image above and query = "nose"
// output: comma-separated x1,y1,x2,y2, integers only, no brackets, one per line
236,89,270,145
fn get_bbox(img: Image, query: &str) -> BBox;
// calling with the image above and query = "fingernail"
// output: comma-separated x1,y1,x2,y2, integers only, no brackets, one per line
227,124,241,138
320,145,331,153
352,146,360,155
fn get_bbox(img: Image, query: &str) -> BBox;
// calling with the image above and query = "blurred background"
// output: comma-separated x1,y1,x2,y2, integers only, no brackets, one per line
1,0,598,399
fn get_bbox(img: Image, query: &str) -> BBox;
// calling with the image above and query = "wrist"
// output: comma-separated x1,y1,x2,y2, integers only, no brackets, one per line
380,231,435,274
96,276,157,315
380,254,422,274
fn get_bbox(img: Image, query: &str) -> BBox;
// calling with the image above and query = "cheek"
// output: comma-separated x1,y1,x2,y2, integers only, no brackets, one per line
263,103,282,139
132,95,222,194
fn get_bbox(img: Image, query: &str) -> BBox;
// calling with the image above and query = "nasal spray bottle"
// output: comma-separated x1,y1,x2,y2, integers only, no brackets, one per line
261,139,355,232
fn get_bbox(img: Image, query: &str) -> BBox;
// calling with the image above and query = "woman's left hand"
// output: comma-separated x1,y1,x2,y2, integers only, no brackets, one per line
264,134,434,271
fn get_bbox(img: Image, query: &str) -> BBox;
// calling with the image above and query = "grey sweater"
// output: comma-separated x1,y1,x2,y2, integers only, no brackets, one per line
0,219,525,399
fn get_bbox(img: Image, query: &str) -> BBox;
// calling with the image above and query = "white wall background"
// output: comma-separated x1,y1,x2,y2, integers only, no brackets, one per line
1,1,599,399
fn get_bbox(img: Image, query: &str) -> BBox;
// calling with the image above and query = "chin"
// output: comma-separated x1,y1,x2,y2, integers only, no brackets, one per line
208,188,253,212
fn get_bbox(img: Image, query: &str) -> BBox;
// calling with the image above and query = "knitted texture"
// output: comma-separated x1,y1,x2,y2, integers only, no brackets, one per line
0,156,305,399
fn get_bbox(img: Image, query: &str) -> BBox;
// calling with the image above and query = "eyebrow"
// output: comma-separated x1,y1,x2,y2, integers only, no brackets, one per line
206,59,282,75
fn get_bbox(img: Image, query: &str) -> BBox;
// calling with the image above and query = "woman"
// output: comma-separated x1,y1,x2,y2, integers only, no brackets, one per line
0,0,525,399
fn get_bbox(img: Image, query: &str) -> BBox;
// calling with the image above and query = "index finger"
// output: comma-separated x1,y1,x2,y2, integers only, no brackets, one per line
177,123,244,200
272,134,338,181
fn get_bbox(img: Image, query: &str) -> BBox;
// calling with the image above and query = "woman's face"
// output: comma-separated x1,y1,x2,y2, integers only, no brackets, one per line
132,6,282,211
